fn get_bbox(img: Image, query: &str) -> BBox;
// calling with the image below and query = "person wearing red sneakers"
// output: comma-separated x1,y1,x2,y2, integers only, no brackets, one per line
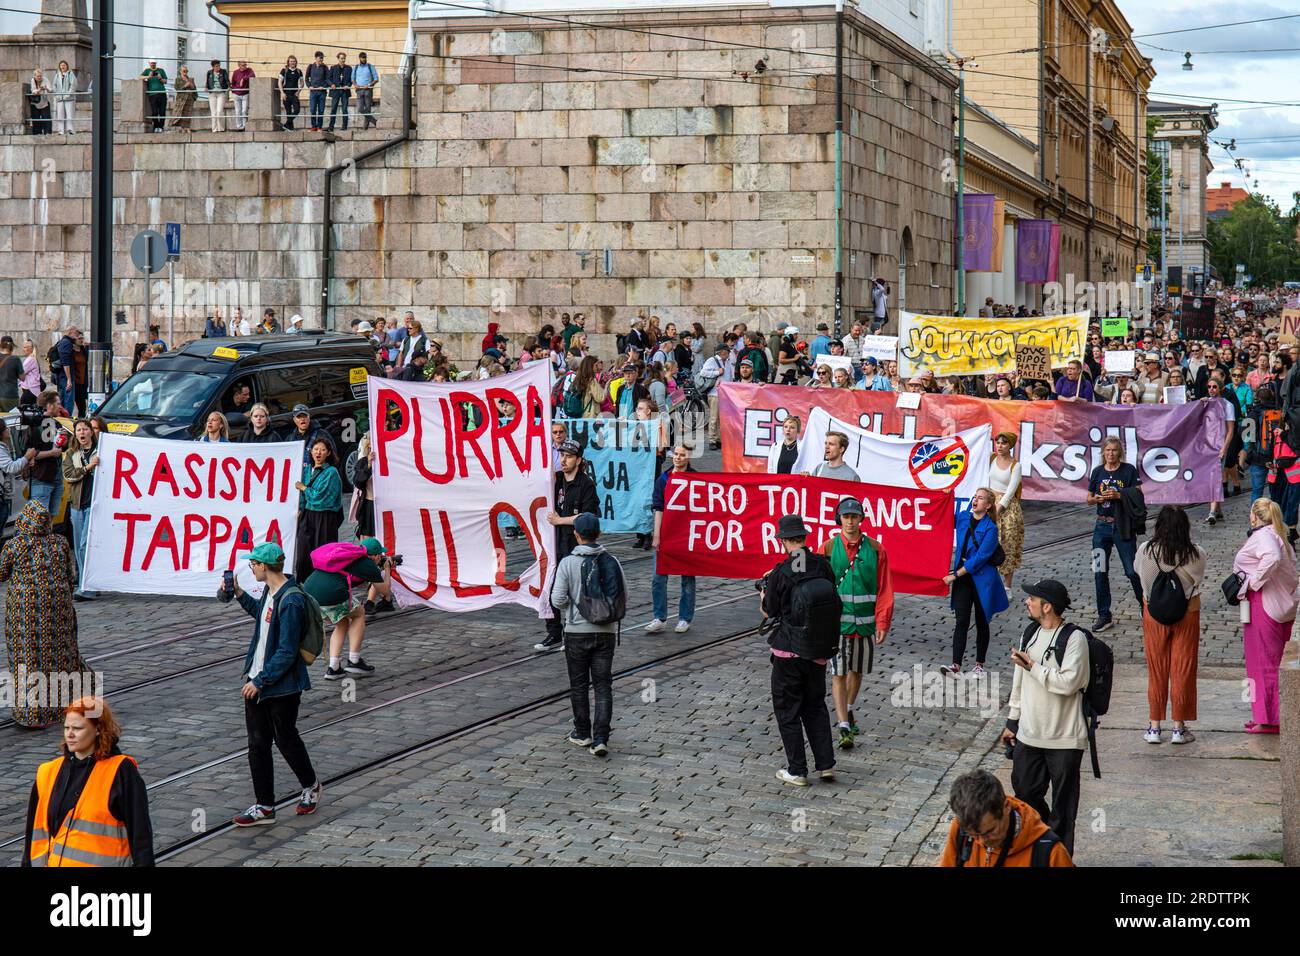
231,542,321,826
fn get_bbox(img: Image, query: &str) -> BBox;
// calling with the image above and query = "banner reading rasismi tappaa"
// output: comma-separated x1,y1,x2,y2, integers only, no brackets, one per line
897,310,1090,377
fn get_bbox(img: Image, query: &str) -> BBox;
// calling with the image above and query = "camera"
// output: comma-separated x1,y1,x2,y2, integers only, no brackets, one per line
388,554,403,567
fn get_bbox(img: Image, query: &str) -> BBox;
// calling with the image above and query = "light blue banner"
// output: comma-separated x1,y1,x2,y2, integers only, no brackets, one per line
566,418,659,533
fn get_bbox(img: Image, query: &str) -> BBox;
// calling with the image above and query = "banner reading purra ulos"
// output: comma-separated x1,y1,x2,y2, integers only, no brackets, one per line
368,362,556,615
898,310,1089,377
81,435,302,597
656,472,955,596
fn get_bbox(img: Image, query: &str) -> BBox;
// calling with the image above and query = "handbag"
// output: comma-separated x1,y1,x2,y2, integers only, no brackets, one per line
1221,571,1245,606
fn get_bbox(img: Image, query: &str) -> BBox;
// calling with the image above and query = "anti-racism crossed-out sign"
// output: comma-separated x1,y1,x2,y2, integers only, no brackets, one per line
897,310,1089,377
719,383,1225,504
368,361,557,616
81,435,303,597
565,417,658,534
655,472,955,596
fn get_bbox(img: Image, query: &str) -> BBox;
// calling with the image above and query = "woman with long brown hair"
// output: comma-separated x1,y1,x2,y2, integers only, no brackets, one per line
572,355,606,419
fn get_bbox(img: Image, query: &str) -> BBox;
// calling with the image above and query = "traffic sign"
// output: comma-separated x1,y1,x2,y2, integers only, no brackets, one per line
130,229,167,275
165,222,181,260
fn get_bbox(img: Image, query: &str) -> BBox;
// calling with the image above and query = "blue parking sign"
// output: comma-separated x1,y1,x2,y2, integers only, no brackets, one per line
165,221,181,259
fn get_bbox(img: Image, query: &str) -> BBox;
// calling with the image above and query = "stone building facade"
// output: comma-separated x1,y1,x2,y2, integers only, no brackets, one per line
0,5,955,374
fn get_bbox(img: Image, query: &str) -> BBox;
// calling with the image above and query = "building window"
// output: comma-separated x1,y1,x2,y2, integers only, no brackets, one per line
177,0,187,25
931,95,940,121
870,64,880,89
903,81,912,109
177,36,187,68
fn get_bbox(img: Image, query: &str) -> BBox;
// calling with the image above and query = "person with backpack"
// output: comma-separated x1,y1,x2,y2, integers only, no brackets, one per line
536,439,600,652
230,541,322,827
293,437,343,582
938,770,1073,867
301,541,384,681
1134,506,1206,745
1001,579,1091,855
1086,435,1143,632
760,513,841,787
941,488,1009,677
550,513,624,757
648,443,697,634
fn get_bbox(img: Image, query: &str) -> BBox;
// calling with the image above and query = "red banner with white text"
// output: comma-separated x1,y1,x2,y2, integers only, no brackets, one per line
656,472,955,595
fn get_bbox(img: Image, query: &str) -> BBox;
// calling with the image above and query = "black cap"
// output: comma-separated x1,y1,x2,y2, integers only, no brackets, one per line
1021,579,1070,613
558,439,583,457
776,514,811,539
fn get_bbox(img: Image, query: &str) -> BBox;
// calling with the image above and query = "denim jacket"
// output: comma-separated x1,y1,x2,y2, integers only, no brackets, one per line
239,578,311,699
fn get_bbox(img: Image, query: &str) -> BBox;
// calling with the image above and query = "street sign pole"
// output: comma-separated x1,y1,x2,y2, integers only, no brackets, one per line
88,0,115,412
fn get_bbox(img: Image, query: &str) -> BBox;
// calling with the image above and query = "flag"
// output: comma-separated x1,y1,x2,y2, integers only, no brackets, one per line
990,200,1006,273
1047,224,1061,283
961,193,997,272
1016,219,1054,284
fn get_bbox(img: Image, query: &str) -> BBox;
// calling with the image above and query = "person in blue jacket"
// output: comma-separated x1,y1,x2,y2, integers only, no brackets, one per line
941,487,1009,677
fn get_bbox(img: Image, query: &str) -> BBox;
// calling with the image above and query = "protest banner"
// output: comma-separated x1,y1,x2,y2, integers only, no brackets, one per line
655,472,955,595
793,407,990,509
813,354,854,377
80,435,302,597
1180,294,1215,340
719,382,1225,504
861,335,898,363
565,418,658,533
1104,350,1135,374
1014,344,1051,381
897,310,1089,377
1281,308,1300,347
368,361,556,615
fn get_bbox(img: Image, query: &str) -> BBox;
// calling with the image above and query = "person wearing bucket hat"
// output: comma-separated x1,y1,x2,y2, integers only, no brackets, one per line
230,539,322,827
760,513,839,787
535,439,599,652
821,496,894,749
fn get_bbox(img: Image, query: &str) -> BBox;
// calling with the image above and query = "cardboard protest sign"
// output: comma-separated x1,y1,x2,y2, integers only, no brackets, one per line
368,362,556,615
655,472,955,595
1014,344,1051,381
565,418,658,533
1281,309,1300,347
81,435,302,597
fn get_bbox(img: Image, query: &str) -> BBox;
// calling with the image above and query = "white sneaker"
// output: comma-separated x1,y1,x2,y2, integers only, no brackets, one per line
1144,726,1162,744
775,768,809,787
645,619,665,633
1171,728,1194,745
674,619,691,633
970,664,986,678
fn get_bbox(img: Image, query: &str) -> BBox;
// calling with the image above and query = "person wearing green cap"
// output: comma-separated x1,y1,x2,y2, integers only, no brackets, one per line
230,540,321,827
360,537,397,615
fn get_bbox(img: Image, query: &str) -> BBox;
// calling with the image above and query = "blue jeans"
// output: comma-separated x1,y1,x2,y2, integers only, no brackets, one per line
28,476,62,518
70,505,91,590
1092,519,1141,621
652,562,696,622
328,90,349,129
308,89,326,128
1250,464,1271,503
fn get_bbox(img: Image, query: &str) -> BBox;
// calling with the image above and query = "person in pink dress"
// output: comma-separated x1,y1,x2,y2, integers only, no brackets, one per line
1232,497,1298,734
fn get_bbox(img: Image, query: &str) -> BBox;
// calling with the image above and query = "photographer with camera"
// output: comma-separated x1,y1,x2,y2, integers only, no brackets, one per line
24,391,68,516
938,770,1073,867
361,537,399,615
760,514,841,787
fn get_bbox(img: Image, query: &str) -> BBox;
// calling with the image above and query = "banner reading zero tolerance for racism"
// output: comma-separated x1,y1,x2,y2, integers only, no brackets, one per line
368,361,557,616
719,383,1225,504
897,310,1090,377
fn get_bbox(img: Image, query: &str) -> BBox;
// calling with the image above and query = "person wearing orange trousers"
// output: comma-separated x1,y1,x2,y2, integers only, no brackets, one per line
1134,507,1206,746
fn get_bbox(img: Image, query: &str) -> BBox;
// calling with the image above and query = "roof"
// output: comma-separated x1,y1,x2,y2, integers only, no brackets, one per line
1148,100,1218,114
148,332,376,371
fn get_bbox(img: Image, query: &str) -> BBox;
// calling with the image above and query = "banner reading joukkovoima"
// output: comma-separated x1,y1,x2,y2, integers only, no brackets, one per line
655,472,955,596
897,310,1089,377
565,418,658,534
368,362,556,615
793,407,990,510
80,434,302,597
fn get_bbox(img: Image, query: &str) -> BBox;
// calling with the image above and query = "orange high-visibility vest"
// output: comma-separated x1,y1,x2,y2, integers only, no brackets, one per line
30,754,134,867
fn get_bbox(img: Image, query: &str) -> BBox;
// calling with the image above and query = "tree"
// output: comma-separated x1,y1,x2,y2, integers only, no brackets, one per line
1145,116,1165,266
1208,195,1300,285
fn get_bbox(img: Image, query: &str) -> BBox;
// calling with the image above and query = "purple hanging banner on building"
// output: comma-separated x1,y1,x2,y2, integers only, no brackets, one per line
961,193,997,272
1016,219,1054,284
1047,223,1061,283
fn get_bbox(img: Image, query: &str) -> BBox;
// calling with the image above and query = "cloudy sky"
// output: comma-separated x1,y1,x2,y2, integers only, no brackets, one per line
1122,1,1300,211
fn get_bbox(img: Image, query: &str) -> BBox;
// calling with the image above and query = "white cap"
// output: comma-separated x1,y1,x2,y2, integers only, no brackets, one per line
357,321,375,333
290,314,304,326
785,326,800,335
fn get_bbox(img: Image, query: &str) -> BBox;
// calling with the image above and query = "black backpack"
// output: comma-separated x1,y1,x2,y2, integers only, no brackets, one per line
47,343,62,371
784,570,842,660
577,551,626,627
1019,622,1114,779
1146,564,1189,625
955,826,1061,867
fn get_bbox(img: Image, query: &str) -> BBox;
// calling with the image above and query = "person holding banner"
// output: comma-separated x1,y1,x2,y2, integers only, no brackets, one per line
241,403,278,444
821,498,892,749
536,440,600,652
649,444,697,634
989,433,1023,590
199,411,231,443
1086,437,1143,631
941,488,1008,677
859,357,892,391
767,416,802,475
808,432,860,483
832,367,853,390
293,438,343,583
810,364,833,389
60,420,99,600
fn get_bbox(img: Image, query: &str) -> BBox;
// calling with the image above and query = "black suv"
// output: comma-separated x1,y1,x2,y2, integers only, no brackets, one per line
97,333,382,475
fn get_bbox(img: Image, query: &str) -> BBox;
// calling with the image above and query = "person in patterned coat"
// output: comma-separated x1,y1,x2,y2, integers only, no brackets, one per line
1,500,85,728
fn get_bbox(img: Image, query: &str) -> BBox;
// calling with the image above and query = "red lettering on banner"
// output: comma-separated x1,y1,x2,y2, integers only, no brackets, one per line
383,508,439,599
206,458,219,499
374,388,409,477
209,515,233,570
489,502,531,591
183,454,204,499
244,457,275,503
450,391,493,480
113,452,141,498
265,520,284,548
220,456,241,501
486,388,527,477
146,454,180,498
440,510,491,596
412,396,455,485
182,514,208,568
141,515,180,571
527,496,547,598
279,459,292,503
524,386,548,473
114,512,150,569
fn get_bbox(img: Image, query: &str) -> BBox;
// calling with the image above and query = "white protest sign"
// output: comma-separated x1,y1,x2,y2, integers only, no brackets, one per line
1163,385,1187,405
813,354,854,376
1104,350,1135,374
81,435,303,597
896,390,921,409
368,361,556,616
861,335,898,363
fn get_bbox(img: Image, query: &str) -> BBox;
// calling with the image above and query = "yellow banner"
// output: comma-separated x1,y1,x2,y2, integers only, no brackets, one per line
897,310,1090,377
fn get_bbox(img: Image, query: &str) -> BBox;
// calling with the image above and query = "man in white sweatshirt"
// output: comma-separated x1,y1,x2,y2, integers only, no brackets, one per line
1001,579,1090,855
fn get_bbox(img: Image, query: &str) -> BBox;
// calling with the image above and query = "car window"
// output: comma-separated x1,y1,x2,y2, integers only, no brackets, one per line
318,365,352,407
99,370,225,419
222,375,256,413
258,365,320,415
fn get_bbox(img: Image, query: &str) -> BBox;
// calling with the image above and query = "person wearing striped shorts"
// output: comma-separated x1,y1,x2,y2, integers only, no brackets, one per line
821,497,894,749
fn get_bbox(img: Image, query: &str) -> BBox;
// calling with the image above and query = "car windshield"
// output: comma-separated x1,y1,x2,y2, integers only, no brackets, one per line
99,369,226,420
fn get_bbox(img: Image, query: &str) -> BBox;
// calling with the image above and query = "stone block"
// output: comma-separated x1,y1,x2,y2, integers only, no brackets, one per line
735,277,791,306
568,109,625,139
675,164,730,192
595,81,650,110
488,250,546,278
444,33,491,58
596,137,650,167
514,166,567,194
759,134,824,164
651,192,707,222
621,163,675,193
745,220,789,250
788,219,833,249
209,170,263,197
628,108,677,137
569,221,622,250
465,222,516,250
731,162,789,192
515,110,568,139
571,277,624,304
706,191,759,221
648,249,704,278
543,194,595,222
442,249,490,277
626,278,680,306
464,111,515,139
677,106,731,136
682,220,732,248
489,31,544,56
438,195,490,223
760,191,817,220
516,222,569,250
459,57,514,86
761,76,819,106
435,140,490,167
520,277,573,305
185,142,236,171
650,135,704,165
623,221,678,250
540,138,595,167
415,167,461,197
463,166,515,196
422,112,463,139
543,82,594,111
705,79,761,107
596,192,650,222
705,249,759,278
489,194,543,222
443,84,490,113
790,162,834,191
706,135,758,164
680,277,735,306
411,222,464,250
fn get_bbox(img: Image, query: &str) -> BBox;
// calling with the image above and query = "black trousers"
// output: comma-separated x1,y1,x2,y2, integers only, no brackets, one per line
565,634,615,743
951,575,990,666
282,93,300,129
770,655,835,777
245,692,316,807
1011,742,1084,855
147,92,167,130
